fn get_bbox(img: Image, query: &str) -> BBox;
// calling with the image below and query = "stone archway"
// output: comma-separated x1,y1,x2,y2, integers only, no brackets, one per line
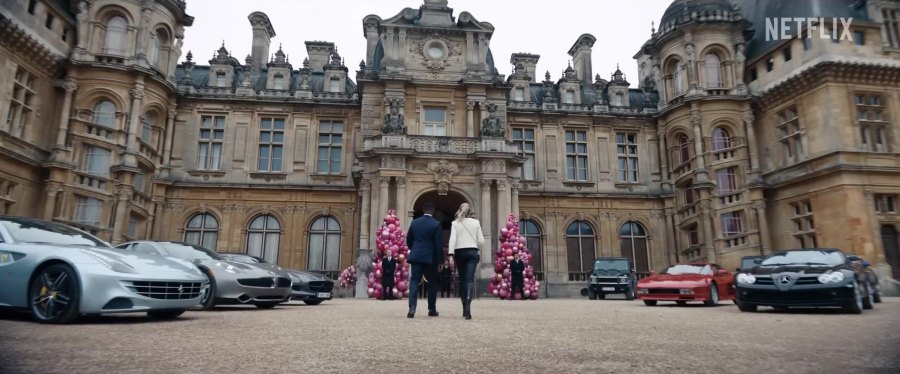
412,189,469,231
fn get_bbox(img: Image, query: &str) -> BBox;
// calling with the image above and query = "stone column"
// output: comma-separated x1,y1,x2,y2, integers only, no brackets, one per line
369,178,381,250
358,179,371,250
743,112,759,173
112,189,133,243
656,129,669,181
700,202,716,262
151,198,166,239
42,185,62,220
55,80,77,148
510,180,520,218
690,109,706,175
754,203,771,254
466,101,475,137
162,105,177,166
378,176,390,224
665,209,678,264
396,177,407,227
125,80,145,168
480,178,493,254
496,179,510,231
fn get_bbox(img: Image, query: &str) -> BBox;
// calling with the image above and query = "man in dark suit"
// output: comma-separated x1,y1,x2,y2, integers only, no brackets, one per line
381,253,396,300
510,253,526,300
405,202,444,318
439,263,452,298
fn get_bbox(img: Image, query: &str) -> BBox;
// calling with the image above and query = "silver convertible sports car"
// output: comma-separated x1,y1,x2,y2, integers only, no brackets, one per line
0,216,209,323
219,253,334,305
116,241,292,309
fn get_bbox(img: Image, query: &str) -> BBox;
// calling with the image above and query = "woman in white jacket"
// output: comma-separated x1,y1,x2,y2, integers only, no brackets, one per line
448,202,484,320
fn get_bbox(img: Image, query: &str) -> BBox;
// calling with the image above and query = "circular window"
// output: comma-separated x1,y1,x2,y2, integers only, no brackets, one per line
426,42,445,60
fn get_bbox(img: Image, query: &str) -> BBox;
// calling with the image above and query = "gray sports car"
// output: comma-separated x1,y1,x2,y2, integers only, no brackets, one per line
0,216,208,323
116,241,292,309
219,253,334,305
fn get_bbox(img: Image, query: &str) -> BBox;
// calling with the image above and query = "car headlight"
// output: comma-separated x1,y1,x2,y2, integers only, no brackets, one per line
679,289,694,295
80,249,137,274
736,273,756,284
0,250,24,265
618,276,628,284
817,271,845,284
637,288,648,294
214,262,241,273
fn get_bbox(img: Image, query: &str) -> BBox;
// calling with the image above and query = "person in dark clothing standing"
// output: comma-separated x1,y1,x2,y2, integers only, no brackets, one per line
405,202,444,318
510,252,526,300
381,253,397,300
439,263,452,298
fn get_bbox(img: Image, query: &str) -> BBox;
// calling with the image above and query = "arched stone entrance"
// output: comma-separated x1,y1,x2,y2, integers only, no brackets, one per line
412,189,469,233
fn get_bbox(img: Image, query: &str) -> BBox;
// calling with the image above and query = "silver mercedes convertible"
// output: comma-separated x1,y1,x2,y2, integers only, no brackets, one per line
0,216,209,323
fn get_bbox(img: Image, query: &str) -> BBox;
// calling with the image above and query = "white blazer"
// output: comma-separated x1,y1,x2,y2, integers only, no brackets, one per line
448,217,485,254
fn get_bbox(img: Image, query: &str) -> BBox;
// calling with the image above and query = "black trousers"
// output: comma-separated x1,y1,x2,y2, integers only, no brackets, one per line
454,248,480,302
511,278,525,299
408,262,438,312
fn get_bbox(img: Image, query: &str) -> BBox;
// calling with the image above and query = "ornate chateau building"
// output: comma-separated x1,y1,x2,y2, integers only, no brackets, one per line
2,0,900,295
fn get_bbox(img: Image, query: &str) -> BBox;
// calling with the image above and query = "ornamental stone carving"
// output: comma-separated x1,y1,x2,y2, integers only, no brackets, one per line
480,103,505,138
381,155,406,169
481,159,506,173
426,160,459,195
382,97,407,135
410,32,461,75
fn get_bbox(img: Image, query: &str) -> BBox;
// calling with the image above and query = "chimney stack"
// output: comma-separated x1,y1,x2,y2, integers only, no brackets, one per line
248,12,275,69
305,41,335,72
568,34,596,84
510,53,540,83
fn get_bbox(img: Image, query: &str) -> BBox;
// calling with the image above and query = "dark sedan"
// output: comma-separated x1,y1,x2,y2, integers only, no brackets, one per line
219,253,334,305
734,249,875,314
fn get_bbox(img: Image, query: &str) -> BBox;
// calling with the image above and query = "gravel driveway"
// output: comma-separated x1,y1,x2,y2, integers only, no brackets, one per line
1,297,899,373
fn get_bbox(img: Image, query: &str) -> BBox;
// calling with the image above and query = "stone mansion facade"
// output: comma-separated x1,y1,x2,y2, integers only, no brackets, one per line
1,0,899,296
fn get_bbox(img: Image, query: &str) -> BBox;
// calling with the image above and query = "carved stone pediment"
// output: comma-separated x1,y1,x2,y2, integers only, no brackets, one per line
426,159,459,195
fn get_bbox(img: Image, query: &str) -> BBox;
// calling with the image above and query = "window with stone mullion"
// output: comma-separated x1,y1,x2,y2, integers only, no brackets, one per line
512,128,535,180
7,67,35,137
258,118,285,172
856,94,888,152
198,115,225,170
616,133,638,183
316,120,343,174
565,130,588,181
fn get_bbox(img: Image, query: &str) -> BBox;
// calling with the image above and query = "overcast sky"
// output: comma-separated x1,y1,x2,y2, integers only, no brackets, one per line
182,0,672,86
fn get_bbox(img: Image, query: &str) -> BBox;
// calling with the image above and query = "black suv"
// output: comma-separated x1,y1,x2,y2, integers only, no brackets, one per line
586,257,636,300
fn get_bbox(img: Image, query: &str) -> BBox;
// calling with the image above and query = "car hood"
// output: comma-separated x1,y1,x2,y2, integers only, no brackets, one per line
638,273,710,287
287,270,330,282
592,269,630,276
749,264,845,275
195,259,289,277
85,247,202,276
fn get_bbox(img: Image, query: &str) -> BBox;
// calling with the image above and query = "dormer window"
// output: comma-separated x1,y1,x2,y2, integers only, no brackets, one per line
565,90,575,104
614,92,624,106
514,87,525,101
216,72,226,87
330,79,342,93
273,74,284,90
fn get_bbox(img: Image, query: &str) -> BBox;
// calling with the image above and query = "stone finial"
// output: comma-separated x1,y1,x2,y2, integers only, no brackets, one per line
245,54,252,65
185,50,193,62
544,70,551,82
303,57,310,69
359,59,366,70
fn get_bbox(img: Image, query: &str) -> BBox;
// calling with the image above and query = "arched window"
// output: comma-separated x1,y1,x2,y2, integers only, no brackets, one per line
678,134,692,165
704,53,722,88
104,16,128,55
247,214,281,264
670,61,684,96
620,221,649,272
566,220,595,275
140,112,154,143
519,219,543,280
184,213,218,250
308,215,341,271
92,101,116,127
712,127,731,151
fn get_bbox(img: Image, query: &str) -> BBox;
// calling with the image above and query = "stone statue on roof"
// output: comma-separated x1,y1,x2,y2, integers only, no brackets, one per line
382,98,407,135
480,103,505,138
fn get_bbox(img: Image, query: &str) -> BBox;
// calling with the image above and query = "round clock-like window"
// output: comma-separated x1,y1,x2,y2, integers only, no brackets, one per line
426,42,445,59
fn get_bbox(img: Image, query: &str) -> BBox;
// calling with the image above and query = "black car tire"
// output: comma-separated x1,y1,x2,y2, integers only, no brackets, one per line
873,286,882,303
736,300,757,312
588,290,597,300
862,283,874,310
625,288,635,301
254,302,279,309
147,309,185,319
704,283,719,306
844,282,863,314
643,300,657,306
675,301,687,306
303,300,324,305
29,264,81,324
597,292,606,300
772,306,789,311
198,268,216,311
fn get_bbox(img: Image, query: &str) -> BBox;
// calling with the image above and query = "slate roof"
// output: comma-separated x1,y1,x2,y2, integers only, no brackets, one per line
174,66,357,94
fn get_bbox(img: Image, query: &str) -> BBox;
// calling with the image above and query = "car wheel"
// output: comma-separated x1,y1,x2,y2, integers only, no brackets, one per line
862,283,874,310
29,264,81,324
625,289,635,301
588,290,597,300
736,300,757,312
675,301,687,306
198,269,216,311
643,300,657,306
597,292,606,300
303,300,324,306
843,281,863,314
873,286,882,303
772,306,788,311
254,302,279,309
704,283,719,306
147,309,185,319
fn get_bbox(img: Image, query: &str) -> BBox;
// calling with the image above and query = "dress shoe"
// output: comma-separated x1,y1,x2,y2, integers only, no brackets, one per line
407,309,415,319
428,310,439,317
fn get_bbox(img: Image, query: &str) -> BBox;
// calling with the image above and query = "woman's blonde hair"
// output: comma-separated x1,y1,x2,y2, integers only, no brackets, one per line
455,203,473,222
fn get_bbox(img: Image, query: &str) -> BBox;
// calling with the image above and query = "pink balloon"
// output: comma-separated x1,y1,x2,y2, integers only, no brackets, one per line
492,289,499,296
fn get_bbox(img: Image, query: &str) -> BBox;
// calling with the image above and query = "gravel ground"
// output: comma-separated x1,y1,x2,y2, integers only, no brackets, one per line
1,297,899,374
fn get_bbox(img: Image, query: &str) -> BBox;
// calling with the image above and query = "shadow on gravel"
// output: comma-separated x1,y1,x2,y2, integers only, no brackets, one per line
0,309,198,325
755,307,857,315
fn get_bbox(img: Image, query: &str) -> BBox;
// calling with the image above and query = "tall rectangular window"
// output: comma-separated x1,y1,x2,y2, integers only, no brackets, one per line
330,80,341,93
682,180,697,205
614,92,624,106
565,130,588,181
6,67,35,137
134,172,145,194
273,74,284,90
855,94,888,152
790,200,816,248
720,211,744,237
197,115,225,170
216,72,226,87
687,224,699,246
777,107,803,162
74,196,103,227
423,107,446,136
127,215,140,239
317,120,343,174
27,0,37,14
782,47,792,62
885,9,900,48
514,87,525,101
140,115,153,143
258,118,285,172
616,133,638,183
565,90,575,104
875,194,897,213
803,38,812,50
45,13,54,30
853,31,865,46
512,128,535,180
82,146,111,177
715,167,738,193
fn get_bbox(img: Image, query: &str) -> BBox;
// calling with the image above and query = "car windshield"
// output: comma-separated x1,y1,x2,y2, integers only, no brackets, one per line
663,264,711,275
760,250,844,266
160,243,223,260
0,218,108,247
741,258,764,269
593,260,630,272
223,254,264,263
